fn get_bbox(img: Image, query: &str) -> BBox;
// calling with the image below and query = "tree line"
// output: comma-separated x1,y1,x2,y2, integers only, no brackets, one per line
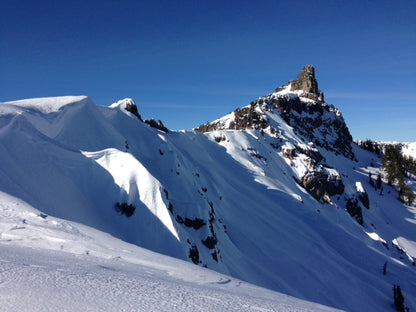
357,140,415,205
382,144,415,205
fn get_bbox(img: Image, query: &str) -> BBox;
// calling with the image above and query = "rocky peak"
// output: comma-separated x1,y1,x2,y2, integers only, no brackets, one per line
290,65,319,94
124,99,143,121
144,118,169,133
111,98,169,132
195,66,355,160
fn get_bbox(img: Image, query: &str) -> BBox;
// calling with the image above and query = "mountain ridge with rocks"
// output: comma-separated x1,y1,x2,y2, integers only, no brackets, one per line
0,66,415,311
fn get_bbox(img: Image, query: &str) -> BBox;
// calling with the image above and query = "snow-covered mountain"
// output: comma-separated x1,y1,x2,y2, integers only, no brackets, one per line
1,66,415,311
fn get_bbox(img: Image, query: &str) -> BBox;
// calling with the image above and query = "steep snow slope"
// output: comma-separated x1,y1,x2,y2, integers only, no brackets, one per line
1,75,415,312
0,192,338,312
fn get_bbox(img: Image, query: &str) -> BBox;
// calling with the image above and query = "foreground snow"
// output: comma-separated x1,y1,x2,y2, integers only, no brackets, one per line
0,192,339,312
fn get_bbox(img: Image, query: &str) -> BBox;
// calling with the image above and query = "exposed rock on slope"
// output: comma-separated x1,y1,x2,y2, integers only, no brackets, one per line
111,98,169,132
301,169,344,202
196,65,353,203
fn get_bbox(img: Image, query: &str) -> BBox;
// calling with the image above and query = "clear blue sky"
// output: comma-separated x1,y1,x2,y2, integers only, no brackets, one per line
1,0,415,141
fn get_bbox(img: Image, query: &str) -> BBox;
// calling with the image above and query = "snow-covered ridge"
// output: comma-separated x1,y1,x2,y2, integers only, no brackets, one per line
0,95,91,115
109,97,135,109
1,66,416,311
0,95,103,142
355,140,416,159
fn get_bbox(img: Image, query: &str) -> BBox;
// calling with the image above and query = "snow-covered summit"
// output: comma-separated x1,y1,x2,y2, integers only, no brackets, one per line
109,97,143,120
109,97,136,109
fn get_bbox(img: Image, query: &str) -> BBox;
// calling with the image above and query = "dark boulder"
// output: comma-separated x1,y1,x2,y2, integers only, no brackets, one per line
202,236,217,249
189,245,200,264
346,198,364,225
115,202,136,218
356,183,370,209
301,170,344,201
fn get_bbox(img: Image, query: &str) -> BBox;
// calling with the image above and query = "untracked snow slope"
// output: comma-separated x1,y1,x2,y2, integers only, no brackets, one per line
0,94,415,312
0,191,339,312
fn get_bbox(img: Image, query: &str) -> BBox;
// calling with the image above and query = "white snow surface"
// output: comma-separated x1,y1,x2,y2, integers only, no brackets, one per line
82,148,179,240
0,192,337,312
356,181,365,193
0,96,415,311
402,142,416,159
0,96,89,115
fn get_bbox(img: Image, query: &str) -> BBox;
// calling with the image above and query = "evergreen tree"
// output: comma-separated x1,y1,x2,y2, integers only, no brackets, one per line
374,143,381,155
382,145,415,205
399,182,415,205
403,155,416,177
382,145,403,185
376,173,382,190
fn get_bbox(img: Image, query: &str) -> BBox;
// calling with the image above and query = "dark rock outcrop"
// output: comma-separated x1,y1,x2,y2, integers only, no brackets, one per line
115,202,136,218
202,236,217,249
290,65,319,94
195,121,220,133
272,93,354,160
346,198,364,225
357,187,370,209
229,103,268,130
301,171,344,202
144,118,169,133
121,99,169,132
125,100,143,121
176,216,206,230
189,244,200,264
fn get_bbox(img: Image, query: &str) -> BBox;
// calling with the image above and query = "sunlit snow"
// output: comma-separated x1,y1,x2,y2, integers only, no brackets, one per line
0,95,415,311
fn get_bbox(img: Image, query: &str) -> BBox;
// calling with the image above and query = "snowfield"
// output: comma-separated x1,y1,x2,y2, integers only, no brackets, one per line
0,192,339,312
0,95,415,311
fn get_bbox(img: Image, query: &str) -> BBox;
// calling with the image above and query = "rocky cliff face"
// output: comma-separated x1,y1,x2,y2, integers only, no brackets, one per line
196,65,354,160
195,66,355,208
290,64,319,94
270,91,354,160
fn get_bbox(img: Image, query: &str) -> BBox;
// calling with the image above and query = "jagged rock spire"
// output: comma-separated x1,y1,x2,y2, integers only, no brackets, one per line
290,65,319,94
